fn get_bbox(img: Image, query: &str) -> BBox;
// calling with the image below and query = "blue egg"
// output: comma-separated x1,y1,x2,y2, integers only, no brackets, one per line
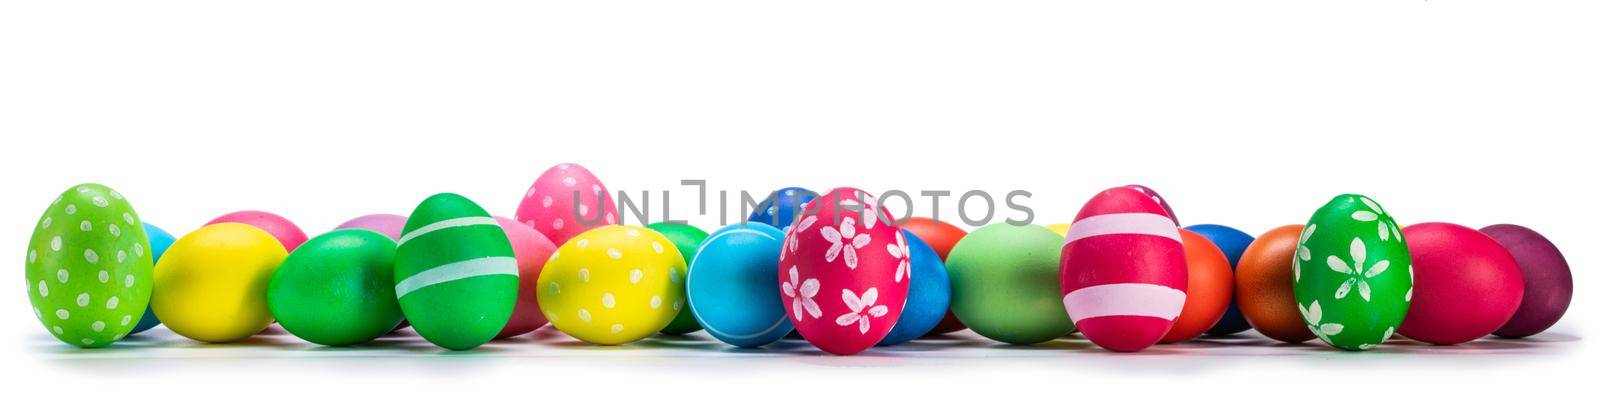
747,187,816,231
1184,224,1255,336
878,231,951,346
128,223,177,335
687,223,793,347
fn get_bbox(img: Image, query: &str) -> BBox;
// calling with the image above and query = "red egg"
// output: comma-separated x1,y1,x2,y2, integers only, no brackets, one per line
898,217,969,335
1160,229,1233,343
206,210,308,252
515,163,619,245
1060,186,1187,352
494,216,558,338
1398,222,1524,345
779,188,908,355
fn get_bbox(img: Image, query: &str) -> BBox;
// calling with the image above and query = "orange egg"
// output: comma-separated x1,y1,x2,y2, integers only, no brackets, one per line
1161,229,1234,343
1235,225,1315,343
898,217,969,335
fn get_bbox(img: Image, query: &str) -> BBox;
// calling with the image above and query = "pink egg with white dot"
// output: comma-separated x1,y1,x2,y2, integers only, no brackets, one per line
515,163,618,245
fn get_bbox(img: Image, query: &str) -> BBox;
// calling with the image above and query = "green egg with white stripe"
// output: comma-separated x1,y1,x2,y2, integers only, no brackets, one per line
395,193,519,350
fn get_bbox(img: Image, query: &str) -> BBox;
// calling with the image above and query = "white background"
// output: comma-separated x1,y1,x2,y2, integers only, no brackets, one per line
1,1,1595,404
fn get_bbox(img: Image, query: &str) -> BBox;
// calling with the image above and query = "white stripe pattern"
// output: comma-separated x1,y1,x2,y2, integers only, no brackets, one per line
395,257,519,298
1064,213,1180,246
1062,283,1187,321
397,216,499,245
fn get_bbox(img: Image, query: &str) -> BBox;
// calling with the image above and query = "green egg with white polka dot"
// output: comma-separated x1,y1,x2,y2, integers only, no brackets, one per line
25,184,154,348
1292,194,1412,351
395,193,519,350
646,222,708,335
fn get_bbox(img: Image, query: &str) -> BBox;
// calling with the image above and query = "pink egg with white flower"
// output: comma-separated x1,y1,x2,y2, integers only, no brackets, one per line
515,163,619,245
778,188,909,355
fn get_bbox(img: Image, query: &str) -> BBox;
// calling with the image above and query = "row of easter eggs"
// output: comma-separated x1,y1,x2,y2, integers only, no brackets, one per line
25,166,1572,354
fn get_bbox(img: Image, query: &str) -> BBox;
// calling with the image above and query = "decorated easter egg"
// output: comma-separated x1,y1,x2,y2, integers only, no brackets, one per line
153,223,286,343
899,217,968,336
947,224,1073,345
1160,229,1233,343
1293,195,1412,351
1185,224,1254,336
26,184,154,348
647,222,709,335
879,231,951,346
1236,225,1316,343
268,229,403,346
1398,223,1523,345
395,193,518,350
778,188,908,355
1125,184,1179,225
1060,187,1187,352
128,223,175,335
538,225,687,345
335,214,407,241
496,216,558,338
1043,223,1068,236
748,187,817,231
206,210,308,252
688,224,791,347
1481,224,1572,338
515,163,619,245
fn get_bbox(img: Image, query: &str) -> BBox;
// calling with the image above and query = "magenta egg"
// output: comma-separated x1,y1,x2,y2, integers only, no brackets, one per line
1481,224,1572,338
334,214,407,241
515,163,619,245
1060,186,1187,352
779,188,909,355
1399,223,1524,345
206,210,308,252
1125,184,1179,226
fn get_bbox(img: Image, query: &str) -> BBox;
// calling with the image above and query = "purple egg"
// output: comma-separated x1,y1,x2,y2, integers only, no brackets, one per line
1481,224,1572,338
335,214,408,241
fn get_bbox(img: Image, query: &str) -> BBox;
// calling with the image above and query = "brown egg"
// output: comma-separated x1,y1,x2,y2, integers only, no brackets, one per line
1235,225,1315,343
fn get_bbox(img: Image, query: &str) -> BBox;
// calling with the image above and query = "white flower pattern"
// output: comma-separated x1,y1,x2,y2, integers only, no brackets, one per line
834,288,889,334
820,217,872,269
840,194,882,230
886,232,910,282
781,215,818,261
1299,300,1345,343
1326,237,1391,302
1351,196,1403,243
1295,223,1316,282
781,266,821,321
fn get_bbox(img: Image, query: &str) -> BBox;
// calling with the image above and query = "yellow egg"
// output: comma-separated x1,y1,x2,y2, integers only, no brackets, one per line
152,223,286,343
537,225,686,345
1045,223,1071,237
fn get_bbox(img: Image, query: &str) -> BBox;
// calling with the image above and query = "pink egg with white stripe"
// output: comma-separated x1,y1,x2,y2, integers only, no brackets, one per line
778,188,909,355
515,163,619,246
1060,186,1188,352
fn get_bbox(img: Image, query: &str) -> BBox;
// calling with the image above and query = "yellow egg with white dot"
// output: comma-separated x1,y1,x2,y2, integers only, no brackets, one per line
537,225,686,345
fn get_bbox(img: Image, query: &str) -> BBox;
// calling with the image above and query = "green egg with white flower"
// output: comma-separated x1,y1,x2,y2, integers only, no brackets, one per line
1292,194,1412,351
25,184,154,348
